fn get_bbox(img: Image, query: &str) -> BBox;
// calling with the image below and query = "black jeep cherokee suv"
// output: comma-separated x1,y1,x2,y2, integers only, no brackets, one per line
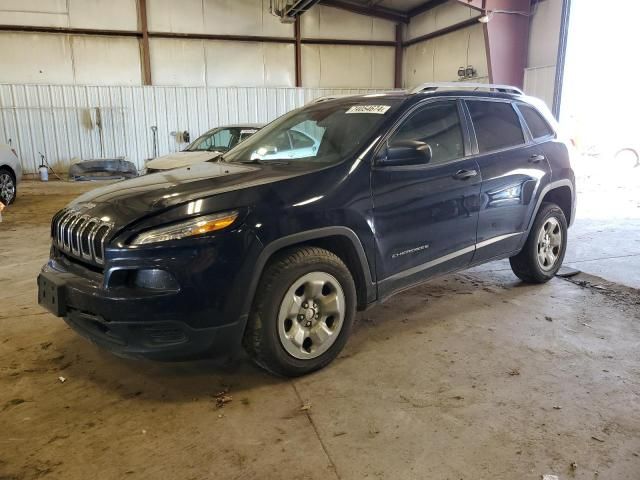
38,84,575,376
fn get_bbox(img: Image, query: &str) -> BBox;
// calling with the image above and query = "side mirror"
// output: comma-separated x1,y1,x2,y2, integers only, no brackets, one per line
380,140,432,166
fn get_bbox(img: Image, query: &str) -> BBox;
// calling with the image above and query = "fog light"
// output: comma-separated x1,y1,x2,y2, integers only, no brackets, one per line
133,269,179,291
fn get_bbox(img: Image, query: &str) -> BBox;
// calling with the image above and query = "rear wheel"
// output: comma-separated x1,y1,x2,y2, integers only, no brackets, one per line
614,148,640,169
244,246,356,377
0,168,16,205
509,202,568,283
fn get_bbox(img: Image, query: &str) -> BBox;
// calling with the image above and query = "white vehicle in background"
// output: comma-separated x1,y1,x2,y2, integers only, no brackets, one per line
145,124,263,173
0,143,22,205
251,129,320,161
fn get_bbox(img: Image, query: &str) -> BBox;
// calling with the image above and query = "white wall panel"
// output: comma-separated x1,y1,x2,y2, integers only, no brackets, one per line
204,0,292,37
467,23,488,79
403,42,434,87
68,0,138,31
263,43,296,87
302,45,394,89
0,33,74,84
524,65,556,110
528,0,562,68
71,36,142,85
301,5,394,41
372,48,395,89
301,44,321,88
147,0,292,37
205,41,295,87
403,24,485,88
432,29,468,81
407,2,473,40
150,38,206,86
0,0,67,11
0,0,68,27
0,84,385,173
526,0,562,109
403,2,486,88
147,0,205,33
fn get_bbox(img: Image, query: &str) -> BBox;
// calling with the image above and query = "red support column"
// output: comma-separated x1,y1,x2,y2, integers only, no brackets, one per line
295,17,302,87
457,0,531,88
394,24,403,88
138,0,152,85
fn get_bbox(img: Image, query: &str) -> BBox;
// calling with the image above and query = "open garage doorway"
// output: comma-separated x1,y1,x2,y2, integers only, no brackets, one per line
559,0,640,288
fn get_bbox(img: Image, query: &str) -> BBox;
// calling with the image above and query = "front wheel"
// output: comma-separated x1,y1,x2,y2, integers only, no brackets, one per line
244,246,357,377
509,202,568,283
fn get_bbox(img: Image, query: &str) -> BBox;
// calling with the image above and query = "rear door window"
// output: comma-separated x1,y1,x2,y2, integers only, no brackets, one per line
518,104,554,139
467,101,525,153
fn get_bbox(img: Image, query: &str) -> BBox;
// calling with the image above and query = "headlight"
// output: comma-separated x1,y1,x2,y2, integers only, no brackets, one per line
131,211,239,245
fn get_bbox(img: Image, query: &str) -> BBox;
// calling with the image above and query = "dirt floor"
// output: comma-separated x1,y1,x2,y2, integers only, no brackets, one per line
1,179,639,480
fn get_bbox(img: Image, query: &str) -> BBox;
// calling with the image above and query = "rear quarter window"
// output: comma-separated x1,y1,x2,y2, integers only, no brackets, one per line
518,104,555,139
467,101,525,153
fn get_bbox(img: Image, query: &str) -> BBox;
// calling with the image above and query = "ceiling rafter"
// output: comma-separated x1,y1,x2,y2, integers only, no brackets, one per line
319,0,457,22
408,0,450,17
320,0,410,23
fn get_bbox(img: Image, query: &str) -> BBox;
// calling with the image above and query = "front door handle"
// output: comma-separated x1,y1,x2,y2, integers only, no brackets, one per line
453,169,478,180
529,154,545,163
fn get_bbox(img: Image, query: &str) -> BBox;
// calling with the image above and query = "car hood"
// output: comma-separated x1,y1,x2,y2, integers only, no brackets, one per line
68,161,313,227
145,151,221,170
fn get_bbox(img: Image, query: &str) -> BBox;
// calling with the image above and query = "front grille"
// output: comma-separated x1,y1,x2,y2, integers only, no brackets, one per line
51,209,113,265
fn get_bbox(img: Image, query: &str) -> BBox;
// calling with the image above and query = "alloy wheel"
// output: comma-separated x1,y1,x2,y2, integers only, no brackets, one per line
277,271,345,360
536,217,562,271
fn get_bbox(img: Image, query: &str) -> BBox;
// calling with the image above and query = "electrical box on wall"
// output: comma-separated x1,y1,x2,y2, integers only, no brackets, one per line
458,65,477,80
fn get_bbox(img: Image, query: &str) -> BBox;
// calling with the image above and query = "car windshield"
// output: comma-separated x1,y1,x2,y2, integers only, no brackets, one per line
186,127,259,152
222,99,400,165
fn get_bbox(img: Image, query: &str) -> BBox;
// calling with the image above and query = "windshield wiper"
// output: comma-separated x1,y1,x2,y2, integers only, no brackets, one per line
238,158,290,165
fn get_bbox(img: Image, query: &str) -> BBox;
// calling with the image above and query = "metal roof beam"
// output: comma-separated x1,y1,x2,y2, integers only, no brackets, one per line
408,0,450,18
321,0,409,23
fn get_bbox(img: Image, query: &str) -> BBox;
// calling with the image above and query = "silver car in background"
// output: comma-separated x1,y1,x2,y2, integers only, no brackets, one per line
145,124,263,173
0,144,22,205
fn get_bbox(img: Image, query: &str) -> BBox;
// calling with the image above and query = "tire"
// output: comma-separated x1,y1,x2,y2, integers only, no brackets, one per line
0,167,16,205
243,246,357,377
509,202,568,283
614,148,640,169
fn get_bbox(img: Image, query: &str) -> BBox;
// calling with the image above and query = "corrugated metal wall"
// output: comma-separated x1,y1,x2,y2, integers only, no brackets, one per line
523,65,556,110
0,84,383,173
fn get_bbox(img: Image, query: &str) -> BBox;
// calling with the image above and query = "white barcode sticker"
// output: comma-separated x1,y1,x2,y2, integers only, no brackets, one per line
345,105,391,114
240,129,257,135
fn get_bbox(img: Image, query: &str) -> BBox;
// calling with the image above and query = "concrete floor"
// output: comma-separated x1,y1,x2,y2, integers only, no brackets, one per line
1,171,639,480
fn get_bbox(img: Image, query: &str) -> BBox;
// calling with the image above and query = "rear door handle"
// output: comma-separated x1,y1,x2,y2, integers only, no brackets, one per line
529,154,545,163
453,169,478,180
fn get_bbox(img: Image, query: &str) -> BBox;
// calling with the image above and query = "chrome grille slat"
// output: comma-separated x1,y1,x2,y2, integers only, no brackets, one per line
57,211,74,248
62,213,78,250
80,220,99,260
92,224,111,264
50,209,113,267
71,216,88,255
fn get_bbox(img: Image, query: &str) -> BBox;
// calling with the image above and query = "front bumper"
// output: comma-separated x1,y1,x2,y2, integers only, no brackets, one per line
37,231,261,360
38,267,244,360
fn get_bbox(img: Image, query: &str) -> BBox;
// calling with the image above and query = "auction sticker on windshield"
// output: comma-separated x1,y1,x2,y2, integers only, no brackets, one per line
345,105,391,114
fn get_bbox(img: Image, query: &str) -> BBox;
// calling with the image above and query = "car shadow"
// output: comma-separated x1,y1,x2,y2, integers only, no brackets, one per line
38,329,286,403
